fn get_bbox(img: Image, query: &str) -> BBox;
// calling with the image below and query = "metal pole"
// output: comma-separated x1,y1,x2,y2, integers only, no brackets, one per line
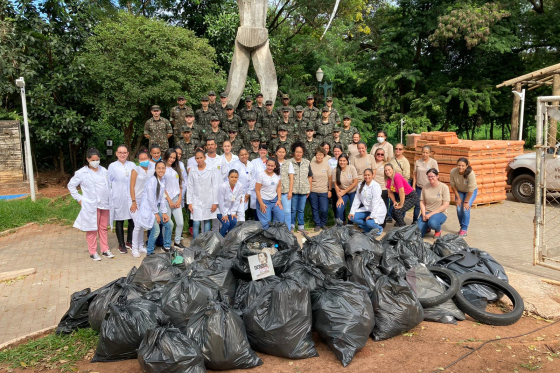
519,89,526,141
534,101,543,265
19,83,36,201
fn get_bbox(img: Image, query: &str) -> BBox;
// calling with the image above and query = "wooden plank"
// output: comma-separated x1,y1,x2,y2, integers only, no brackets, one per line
0,268,36,281
496,63,560,88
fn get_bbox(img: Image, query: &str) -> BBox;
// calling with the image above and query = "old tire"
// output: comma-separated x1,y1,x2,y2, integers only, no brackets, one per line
511,174,535,204
418,266,460,308
453,273,524,326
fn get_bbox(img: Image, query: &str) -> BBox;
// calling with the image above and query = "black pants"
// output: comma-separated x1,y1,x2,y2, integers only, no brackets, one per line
392,190,418,227
115,219,134,246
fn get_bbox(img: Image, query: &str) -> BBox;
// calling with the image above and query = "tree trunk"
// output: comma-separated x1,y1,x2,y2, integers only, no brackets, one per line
471,121,476,140
490,120,494,140
123,120,135,160
510,82,522,140
58,147,65,175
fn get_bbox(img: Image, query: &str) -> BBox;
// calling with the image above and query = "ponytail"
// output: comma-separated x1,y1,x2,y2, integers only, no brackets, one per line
457,157,472,179
153,160,165,198
335,154,350,187
359,168,374,194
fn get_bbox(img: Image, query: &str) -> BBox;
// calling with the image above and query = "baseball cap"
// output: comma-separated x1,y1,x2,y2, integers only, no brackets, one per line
181,125,192,132
326,96,333,101
306,95,314,100
200,95,209,101
210,116,220,122
151,105,160,111
185,109,195,116
208,91,216,96
282,94,290,99
225,104,234,110
278,124,288,131
322,106,329,112
333,127,341,132
220,92,227,98
306,124,315,131
245,96,253,102
295,105,304,112
250,133,261,141
256,92,263,97
177,96,185,100
343,114,351,120
265,100,273,105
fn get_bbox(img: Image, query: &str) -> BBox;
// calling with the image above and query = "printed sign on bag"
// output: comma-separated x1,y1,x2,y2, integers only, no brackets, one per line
248,253,275,281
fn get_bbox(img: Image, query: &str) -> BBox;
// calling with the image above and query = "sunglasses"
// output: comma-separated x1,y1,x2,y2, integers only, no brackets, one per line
376,153,385,156
396,148,403,150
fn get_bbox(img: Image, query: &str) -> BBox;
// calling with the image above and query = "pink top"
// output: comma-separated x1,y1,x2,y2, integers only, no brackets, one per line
386,173,414,195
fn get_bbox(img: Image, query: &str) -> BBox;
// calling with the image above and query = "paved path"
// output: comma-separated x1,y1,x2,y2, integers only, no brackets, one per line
0,196,558,345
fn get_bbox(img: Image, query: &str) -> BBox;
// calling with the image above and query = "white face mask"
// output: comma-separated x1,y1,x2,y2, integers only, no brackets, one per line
377,137,385,144
89,160,100,168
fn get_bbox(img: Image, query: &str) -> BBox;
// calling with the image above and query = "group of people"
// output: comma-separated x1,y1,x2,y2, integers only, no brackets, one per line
69,91,479,261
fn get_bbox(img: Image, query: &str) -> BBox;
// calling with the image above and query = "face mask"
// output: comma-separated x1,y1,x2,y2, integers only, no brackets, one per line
377,137,385,144
152,157,161,162
89,160,100,168
140,160,150,167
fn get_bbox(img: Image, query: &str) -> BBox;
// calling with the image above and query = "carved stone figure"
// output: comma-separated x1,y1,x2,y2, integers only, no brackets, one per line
225,0,278,108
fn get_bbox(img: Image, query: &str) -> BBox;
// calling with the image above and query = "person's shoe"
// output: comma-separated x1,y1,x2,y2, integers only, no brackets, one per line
459,230,468,237
162,247,171,253
314,226,321,232
175,242,187,249
386,217,393,224
411,220,417,225
189,227,193,236
434,231,442,238
322,226,328,230
90,253,101,261
131,248,140,258
125,241,132,250
139,246,147,254
118,244,127,254
102,250,115,258
426,228,431,234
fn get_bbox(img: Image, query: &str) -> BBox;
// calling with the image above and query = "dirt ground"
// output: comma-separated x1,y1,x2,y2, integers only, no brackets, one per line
0,172,69,199
2,316,559,373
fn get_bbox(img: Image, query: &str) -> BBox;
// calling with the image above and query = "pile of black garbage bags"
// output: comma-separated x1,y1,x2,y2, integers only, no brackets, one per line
56,222,518,370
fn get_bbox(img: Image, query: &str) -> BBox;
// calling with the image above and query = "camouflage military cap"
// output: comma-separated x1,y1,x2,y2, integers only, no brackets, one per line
333,127,341,132
277,124,288,131
177,96,185,100
256,92,263,97
200,95,209,101
295,105,304,112
210,116,220,122
265,100,273,105
185,109,195,116
282,94,290,99
181,125,193,132
208,91,216,96
281,107,290,112
227,127,237,133
245,96,253,102
306,95,314,100
343,114,351,120
151,105,160,111
322,106,330,112
225,104,234,110
250,133,261,141
246,113,257,121
326,96,333,101
306,124,315,131
220,92,228,98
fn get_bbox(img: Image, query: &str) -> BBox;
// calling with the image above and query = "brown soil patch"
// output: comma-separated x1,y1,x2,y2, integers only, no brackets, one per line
2,316,559,373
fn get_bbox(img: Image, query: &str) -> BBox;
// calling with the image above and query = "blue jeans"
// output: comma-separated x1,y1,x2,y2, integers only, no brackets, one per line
192,220,211,238
309,192,329,227
413,186,422,222
349,211,383,235
166,196,183,244
456,189,478,231
256,197,283,230
290,194,307,229
335,192,355,222
147,212,172,254
417,212,448,237
281,193,292,227
217,214,237,236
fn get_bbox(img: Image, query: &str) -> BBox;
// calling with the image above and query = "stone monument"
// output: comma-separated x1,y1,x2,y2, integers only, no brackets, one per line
225,0,278,108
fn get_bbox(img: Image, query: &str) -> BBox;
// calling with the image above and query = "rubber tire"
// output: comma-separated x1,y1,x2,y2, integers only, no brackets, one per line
417,266,460,308
511,174,535,204
453,272,524,326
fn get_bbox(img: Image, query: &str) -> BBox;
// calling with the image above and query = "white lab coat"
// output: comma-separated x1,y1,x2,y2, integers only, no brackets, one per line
228,159,255,214
349,180,387,224
220,153,239,181
250,158,267,209
218,181,245,216
128,166,154,225
108,160,135,221
68,166,112,232
187,165,220,221
137,176,168,230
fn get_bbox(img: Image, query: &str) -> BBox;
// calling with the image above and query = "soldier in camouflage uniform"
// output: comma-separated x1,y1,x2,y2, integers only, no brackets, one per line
293,105,309,140
169,96,191,141
325,97,341,125
239,96,261,125
208,91,218,112
176,126,198,169
303,95,320,123
195,96,216,128
242,113,267,145
327,127,347,155
276,94,295,118
222,104,242,132
144,105,173,152
182,109,202,144
254,92,266,118
201,116,228,155
277,107,298,142
340,114,359,146
302,124,320,160
314,107,334,145
269,125,293,156
260,99,279,138
215,92,229,121
248,133,261,161
226,128,245,154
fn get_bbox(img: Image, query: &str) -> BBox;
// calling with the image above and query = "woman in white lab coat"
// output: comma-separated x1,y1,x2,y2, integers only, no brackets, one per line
348,168,387,236
187,149,220,238
108,144,136,254
129,149,154,257
163,148,184,249
228,148,255,222
250,144,268,220
68,148,115,261
217,169,245,236
220,141,239,181
138,161,172,255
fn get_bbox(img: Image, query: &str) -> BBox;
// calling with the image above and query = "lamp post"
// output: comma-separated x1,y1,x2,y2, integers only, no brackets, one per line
512,89,525,141
15,77,36,202
316,67,333,104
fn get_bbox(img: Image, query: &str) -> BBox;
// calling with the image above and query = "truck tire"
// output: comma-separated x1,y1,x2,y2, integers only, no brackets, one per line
511,174,535,204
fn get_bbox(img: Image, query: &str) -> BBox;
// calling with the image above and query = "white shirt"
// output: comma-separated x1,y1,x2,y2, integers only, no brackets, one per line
187,156,197,173
205,154,222,172
187,165,220,221
68,166,111,232
328,157,338,170
164,166,181,200
108,160,135,220
218,181,245,216
350,180,387,224
137,176,168,229
220,153,239,181
256,171,281,201
132,166,154,203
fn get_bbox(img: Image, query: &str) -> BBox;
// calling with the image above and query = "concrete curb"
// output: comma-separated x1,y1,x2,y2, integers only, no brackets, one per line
0,222,36,237
0,325,57,351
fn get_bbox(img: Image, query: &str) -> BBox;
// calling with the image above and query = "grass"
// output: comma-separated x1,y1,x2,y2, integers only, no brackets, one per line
0,196,80,231
0,328,99,372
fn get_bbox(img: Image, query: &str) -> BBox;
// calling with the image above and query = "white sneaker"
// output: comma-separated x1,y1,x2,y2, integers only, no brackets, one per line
131,248,140,258
138,246,147,254
90,253,101,261
102,250,115,259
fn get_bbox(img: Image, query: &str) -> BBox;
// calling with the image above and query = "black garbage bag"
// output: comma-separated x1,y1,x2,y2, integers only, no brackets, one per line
220,221,263,259
233,276,282,316
370,275,424,341
89,267,146,332
435,247,508,307
92,298,169,362
202,265,237,305
231,225,297,280
346,250,381,292
302,231,349,279
343,231,374,256
406,264,465,324
282,253,325,292
409,242,441,266
311,279,375,367
243,277,318,359
210,256,234,271
143,284,166,305
133,253,183,291
185,300,263,370
57,285,107,334
432,234,470,257
183,246,216,269
190,231,224,257
138,326,206,373
381,224,423,249
379,240,419,278
323,222,352,246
